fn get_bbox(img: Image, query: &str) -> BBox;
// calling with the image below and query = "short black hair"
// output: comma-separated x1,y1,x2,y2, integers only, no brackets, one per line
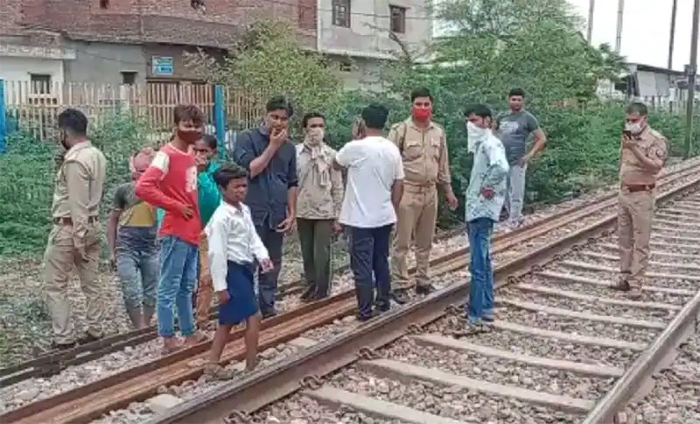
508,88,525,98
201,134,218,150
625,102,648,116
173,104,205,126
302,112,325,128
410,87,433,102
266,95,294,117
57,108,88,137
212,163,248,188
361,103,389,130
464,104,493,119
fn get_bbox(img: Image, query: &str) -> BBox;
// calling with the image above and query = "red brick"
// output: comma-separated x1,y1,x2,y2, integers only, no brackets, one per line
3,0,316,48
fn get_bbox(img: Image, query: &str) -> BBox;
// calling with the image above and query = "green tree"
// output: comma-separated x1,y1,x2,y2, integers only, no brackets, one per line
185,17,344,134
368,0,689,226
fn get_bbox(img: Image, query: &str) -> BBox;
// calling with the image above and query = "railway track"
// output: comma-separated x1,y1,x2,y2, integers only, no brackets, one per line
1,163,699,424
134,178,700,424
616,314,700,424
0,221,472,388
3,157,699,384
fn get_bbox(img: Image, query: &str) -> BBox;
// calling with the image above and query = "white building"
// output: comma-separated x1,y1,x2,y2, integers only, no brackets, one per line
0,37,76,103
317,0,433,90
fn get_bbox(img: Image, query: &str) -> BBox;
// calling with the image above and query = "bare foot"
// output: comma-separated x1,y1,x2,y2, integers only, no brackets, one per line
245,358,258,372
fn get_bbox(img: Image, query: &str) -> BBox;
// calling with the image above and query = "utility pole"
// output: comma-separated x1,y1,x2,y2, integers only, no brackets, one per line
668,0,678,69
615,0,624,54
587,0,595,43
684,0,699,158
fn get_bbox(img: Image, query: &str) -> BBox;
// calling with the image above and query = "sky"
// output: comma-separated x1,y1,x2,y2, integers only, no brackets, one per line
569,0,697,71
433,0,698,72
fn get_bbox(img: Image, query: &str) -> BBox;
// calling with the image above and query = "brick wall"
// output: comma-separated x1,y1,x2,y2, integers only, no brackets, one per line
9,0,315,48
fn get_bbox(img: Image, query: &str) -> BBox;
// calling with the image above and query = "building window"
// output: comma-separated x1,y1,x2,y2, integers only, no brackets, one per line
121,71,137,85
332,0,350,28
99,0,109,8
30,74,51,94
390,5,406,33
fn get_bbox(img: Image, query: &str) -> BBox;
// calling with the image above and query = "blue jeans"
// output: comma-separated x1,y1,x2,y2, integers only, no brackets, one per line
349,224,393,319
466,218,495,323
116,228,159,313
157,236,198,338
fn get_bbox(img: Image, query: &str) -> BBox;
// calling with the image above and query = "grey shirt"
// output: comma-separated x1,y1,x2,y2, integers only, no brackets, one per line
496,110,540,165
233,128,298,229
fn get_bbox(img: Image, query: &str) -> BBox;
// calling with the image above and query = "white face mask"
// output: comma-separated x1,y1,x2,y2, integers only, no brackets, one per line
305,127,324,145
624,121,643,135
466,122,488,153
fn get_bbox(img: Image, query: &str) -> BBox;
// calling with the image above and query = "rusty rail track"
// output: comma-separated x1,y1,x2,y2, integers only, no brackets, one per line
142,176,700,424
0,218,466,387
0,158,687,381
3,159,698,384
3,167,700,424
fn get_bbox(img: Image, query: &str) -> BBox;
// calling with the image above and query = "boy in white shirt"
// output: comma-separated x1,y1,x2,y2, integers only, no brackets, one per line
334,104,405,321
204,164,273,379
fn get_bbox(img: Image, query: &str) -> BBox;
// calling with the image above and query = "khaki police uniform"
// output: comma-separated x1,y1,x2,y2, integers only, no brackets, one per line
44,141,107,344
617,126,667,292
388,118,451,290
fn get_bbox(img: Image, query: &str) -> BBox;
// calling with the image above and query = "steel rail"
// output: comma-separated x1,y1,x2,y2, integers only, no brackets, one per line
145,177,700,424
4,173,699,424
581,289,700,423
0,221,466,386
0,156,693,380
0,158,687,378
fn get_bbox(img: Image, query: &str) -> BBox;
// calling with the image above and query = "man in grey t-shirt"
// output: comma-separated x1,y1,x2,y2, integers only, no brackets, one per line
494,88,547,228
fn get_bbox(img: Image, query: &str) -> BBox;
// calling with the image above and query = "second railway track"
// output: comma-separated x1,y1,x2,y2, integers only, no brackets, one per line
3,157,700,386
1,162,700,424
140,178,700,424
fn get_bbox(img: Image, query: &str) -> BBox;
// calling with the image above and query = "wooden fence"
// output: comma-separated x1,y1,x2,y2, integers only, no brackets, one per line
2,81,269,140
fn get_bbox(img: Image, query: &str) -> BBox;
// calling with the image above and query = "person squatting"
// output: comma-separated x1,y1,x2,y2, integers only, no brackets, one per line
43,91,665,375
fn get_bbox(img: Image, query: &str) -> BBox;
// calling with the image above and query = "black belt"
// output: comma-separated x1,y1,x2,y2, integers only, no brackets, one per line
624,184,655,193
53,217,99,225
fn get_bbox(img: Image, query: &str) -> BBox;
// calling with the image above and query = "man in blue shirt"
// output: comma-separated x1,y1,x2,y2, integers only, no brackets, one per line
462,104,509,335
233,96,298,319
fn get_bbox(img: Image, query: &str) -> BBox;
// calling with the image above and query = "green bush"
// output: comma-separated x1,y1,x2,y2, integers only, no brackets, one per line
324,93,699,228
0,112,150,256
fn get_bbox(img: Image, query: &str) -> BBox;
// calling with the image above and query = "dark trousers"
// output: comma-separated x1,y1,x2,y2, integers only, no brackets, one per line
297,218,334,299
348,224,393,319
255,221,284,317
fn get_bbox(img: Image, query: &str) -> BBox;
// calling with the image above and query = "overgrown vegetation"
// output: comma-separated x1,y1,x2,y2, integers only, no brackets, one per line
0,113,150,255
1,0,699,255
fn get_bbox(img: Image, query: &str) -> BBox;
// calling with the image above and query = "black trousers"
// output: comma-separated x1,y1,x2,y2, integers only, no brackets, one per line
348,224,393,319
255,220,284,316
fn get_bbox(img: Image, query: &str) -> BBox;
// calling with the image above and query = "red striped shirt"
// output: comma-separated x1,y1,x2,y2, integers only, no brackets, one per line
135,144,201,245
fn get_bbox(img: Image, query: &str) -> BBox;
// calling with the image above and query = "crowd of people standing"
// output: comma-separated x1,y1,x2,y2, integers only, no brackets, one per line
42,87,666,378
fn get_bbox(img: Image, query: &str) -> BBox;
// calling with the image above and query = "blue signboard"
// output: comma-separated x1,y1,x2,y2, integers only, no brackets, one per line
152,56,174,76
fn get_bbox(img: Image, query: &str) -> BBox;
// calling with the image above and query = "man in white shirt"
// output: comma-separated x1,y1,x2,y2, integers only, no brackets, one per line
334,104,405,321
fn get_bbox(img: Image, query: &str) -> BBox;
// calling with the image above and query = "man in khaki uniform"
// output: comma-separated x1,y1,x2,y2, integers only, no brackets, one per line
389,88,458,303
44,108,107,349
615,102,667,299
